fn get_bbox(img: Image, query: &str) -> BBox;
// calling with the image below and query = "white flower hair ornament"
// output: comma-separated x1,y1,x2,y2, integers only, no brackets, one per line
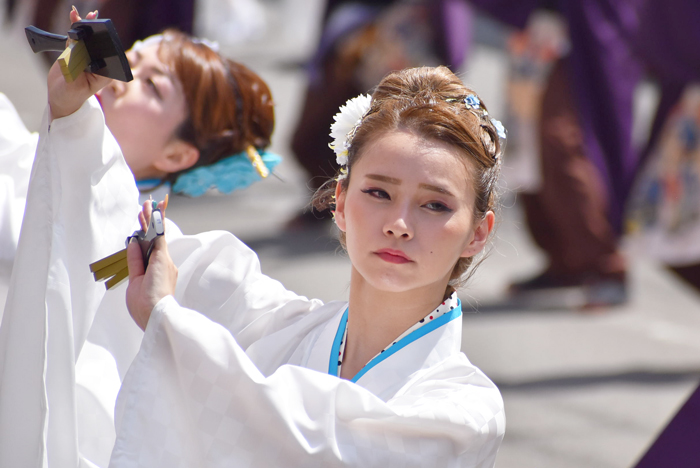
329,94,372,171
491,118,507,140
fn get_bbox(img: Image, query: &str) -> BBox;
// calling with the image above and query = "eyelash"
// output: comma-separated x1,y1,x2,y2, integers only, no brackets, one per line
424,202,452,213
361,188,390,199
146,78,161,99
360,188,453,212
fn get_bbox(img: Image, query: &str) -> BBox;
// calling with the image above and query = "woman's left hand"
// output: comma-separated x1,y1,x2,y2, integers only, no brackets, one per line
125,199,177,331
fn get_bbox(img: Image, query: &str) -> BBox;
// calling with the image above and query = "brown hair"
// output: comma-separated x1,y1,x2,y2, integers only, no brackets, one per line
156,29,275,184
312,66,502,287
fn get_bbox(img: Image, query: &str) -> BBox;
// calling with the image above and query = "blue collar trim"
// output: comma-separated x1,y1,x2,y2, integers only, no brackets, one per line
136,178,167,191
328,308,349,378
328,300,462,382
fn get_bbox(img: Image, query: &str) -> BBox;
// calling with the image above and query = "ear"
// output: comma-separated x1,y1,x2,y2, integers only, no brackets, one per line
334,181,347,232
460,211,495,258
153,140,200,174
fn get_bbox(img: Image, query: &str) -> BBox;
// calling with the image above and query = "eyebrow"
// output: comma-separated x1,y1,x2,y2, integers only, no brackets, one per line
365,174,456,197
135,51,177,88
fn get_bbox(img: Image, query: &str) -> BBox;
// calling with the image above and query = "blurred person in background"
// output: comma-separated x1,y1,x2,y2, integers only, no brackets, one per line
470,0,700,308
0,9,279,466
0,25,279,313
287,0,475,228
633,382,700,467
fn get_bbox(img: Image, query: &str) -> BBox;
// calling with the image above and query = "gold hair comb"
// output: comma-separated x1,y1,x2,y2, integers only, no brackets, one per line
246,145,269,179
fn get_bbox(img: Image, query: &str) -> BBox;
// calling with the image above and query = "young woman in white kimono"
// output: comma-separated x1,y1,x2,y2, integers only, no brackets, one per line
0,13,279,311
0,9,279,468
112,67,507,466
1,10,505,464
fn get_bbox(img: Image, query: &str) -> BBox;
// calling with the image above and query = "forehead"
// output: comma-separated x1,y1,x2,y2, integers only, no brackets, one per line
127,42,167,65
127,42,186,103
352,131,474,184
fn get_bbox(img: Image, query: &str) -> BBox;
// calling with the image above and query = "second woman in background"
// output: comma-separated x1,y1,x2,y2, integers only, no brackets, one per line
0,9,278,468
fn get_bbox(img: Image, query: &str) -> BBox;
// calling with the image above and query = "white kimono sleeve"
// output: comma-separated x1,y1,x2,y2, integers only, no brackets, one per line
111,297,505,468
0,93,38,268
167,229,326,351
0,97,140,468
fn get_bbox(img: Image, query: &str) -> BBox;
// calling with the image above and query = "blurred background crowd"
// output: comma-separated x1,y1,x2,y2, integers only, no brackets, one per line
1,0,699,466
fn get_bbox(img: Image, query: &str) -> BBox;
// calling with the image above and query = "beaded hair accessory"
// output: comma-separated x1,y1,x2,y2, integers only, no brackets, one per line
172,148,282,197
329,94,372,179
455,94,506,160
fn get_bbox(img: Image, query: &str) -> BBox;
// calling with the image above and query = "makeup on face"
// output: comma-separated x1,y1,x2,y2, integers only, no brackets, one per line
337,131,479,295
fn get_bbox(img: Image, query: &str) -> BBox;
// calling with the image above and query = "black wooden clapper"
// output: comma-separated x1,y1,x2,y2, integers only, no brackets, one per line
25,19,133,83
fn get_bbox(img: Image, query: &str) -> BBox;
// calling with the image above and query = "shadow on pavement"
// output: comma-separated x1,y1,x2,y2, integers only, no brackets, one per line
494,369,700,391
241,224,342,258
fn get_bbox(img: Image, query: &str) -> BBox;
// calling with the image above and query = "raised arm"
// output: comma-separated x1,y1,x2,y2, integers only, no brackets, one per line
0,10,140,467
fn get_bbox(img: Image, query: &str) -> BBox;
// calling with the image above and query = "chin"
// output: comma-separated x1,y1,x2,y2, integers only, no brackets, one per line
369,272,421,293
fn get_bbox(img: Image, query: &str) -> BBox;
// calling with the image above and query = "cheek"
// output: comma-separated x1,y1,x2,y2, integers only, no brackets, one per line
108,113,169,170
120,105,175,144
342,201,373,251
435,217,473,256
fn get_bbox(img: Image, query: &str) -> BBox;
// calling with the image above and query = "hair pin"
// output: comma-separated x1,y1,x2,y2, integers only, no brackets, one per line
464,94,481,109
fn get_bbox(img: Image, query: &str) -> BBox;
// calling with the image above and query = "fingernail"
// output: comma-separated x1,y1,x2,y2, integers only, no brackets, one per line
93,10,99,18
71,5,77,12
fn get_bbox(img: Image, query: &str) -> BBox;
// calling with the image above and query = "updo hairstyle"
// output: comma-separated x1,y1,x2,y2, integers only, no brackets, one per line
312,66,503,287
156,29,275,185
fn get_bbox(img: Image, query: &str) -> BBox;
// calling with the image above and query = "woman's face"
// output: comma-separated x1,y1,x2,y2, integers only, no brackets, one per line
334,130,492,296
96,43,189,179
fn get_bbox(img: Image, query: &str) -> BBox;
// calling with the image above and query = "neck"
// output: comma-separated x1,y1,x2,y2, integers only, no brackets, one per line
340,266,450,379
131,166,168,182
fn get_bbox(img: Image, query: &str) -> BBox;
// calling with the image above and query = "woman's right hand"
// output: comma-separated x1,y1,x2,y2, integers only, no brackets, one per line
125,199,178,331
48,8,112,120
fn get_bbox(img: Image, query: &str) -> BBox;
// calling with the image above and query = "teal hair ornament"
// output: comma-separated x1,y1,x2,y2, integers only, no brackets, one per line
173,149,282,197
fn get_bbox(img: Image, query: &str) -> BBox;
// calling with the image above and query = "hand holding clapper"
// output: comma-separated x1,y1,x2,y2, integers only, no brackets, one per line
25,17,133,83
90,198,166,290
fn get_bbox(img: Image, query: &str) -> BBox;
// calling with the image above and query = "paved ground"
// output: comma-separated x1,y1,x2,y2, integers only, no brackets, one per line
2,3,700,467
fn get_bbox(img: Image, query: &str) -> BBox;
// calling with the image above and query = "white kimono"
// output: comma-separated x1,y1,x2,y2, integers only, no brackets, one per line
0,98,505,468
0,93,165,319
0,93,39,313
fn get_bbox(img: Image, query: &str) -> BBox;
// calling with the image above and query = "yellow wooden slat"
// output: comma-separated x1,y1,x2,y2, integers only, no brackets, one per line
89,248,127,273
105,266,129,290
93,257,128,281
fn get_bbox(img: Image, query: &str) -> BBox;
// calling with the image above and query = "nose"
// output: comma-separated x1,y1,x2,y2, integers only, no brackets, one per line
383,205,413,240
109,79,127,97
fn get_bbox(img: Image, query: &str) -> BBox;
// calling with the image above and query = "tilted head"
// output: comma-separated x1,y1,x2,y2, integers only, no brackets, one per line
98,29,275,190
313,66,504,288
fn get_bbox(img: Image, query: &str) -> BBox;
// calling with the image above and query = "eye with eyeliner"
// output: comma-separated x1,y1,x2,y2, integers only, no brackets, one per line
361,188,390,200
424,201,453,213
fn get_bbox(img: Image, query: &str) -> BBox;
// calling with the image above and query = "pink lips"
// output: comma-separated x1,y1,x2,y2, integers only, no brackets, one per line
374,249,412,264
